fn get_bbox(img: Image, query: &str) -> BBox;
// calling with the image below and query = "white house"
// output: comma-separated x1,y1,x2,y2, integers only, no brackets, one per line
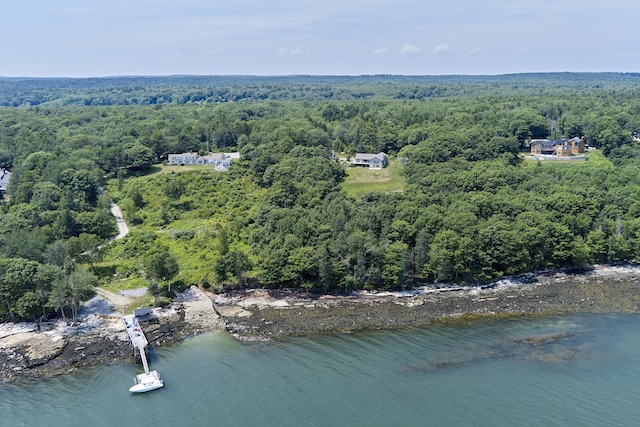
352,152,389,170
167,152,200,165
167,152,239,171
0,169,11,192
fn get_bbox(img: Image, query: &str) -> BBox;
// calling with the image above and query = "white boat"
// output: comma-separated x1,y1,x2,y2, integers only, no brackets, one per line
129,370,164,393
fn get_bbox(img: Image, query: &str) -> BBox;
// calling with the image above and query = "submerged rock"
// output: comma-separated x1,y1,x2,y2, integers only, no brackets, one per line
515,332,572,346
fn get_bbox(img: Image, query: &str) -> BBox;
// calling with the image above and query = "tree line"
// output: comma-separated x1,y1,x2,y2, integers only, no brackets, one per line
2,73,640,107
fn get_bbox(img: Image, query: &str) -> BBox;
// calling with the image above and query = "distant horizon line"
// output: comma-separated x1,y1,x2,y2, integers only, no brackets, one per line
1,71,638,80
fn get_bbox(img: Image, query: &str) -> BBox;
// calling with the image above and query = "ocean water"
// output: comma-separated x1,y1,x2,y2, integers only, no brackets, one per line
2,313,640,427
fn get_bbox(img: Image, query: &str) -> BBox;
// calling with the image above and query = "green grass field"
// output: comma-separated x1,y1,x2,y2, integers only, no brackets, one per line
132,163,212,179
103,164,265,290
341,159,405,199
522,149,614,169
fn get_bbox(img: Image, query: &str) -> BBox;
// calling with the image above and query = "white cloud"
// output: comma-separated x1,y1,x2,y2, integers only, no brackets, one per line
433,43,451,54
373,48,389,55
277,48,304,55
401,44,420,55
464,46,481,54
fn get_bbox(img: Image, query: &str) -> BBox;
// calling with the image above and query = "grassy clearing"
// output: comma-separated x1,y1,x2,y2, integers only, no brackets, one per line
131,163,214,179
577,150,615,168
522,150,613,169
124,295,155,312
114,294,154,313
101,166,264,291
341,159,406,200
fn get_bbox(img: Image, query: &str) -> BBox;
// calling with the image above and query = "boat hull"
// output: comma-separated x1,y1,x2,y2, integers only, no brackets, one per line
129,382,164,393
129,370,164,393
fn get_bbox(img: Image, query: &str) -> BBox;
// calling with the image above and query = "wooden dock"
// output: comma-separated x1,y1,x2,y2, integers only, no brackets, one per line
123,314,150,373
123,313,164,392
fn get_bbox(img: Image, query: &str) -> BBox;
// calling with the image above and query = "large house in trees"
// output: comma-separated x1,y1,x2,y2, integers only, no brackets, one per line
167,152,239,171
351,152,389,169
529,137,585,156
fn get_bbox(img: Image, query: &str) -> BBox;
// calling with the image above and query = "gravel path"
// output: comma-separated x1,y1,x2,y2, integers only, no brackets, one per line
92,288,133,315
110,203,129,240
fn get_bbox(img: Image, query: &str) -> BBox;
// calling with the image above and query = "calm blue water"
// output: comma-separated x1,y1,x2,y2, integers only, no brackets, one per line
2,313,640,427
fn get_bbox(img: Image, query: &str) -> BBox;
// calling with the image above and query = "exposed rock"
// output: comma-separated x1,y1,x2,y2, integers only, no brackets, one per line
216,306,253,318
0,286,222,383
213,265,640,341
4,265,640,382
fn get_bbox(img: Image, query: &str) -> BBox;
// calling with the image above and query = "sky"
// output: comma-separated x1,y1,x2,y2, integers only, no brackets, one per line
2,0,639,77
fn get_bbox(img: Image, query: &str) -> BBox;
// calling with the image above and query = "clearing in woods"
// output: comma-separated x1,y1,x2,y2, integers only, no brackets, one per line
341,159,405,199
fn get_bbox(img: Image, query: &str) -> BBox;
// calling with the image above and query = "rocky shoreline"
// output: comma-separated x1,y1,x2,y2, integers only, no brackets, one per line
0,287,223,383
2,265,640,383
217,265,640,341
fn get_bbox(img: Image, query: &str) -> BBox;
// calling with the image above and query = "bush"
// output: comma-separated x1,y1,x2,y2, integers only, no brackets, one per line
156,296,172,307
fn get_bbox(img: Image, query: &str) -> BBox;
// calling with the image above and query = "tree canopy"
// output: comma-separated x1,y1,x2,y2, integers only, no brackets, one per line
3,73,640,321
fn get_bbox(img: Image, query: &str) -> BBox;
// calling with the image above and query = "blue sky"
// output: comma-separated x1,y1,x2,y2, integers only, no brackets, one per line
2,0,639,77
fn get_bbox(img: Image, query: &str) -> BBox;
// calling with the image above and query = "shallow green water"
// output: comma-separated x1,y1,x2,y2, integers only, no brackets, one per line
2,313,640,426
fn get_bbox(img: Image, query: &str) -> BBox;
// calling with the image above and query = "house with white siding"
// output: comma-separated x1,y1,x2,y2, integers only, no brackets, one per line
167,152,239,170
352,152,389,169
167,152,201,165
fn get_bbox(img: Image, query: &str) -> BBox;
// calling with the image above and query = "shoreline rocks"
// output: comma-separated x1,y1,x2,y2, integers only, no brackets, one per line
0,318,134,383
0,287,222,383
214,265,640,341
2,265,640,383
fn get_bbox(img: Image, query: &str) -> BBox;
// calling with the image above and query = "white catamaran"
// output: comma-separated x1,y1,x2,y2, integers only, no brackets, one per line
129,370,164,393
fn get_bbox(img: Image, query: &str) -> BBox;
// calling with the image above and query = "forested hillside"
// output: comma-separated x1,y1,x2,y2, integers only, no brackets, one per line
2,74,640,320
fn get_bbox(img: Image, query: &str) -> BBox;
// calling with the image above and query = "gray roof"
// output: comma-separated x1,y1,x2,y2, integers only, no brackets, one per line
134,308,154,318
530,138,583,147
202,153,226,161
530,139,553,146
355,152,388,161
530,139,565,147
168,152,198,159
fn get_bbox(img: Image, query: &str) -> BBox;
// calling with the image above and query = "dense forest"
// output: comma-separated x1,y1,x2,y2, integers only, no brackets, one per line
2,73,640,321
2,73,640,106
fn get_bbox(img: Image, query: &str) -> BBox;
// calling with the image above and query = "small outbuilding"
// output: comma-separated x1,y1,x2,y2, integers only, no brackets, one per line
0,169,11,192
134,308,154,320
